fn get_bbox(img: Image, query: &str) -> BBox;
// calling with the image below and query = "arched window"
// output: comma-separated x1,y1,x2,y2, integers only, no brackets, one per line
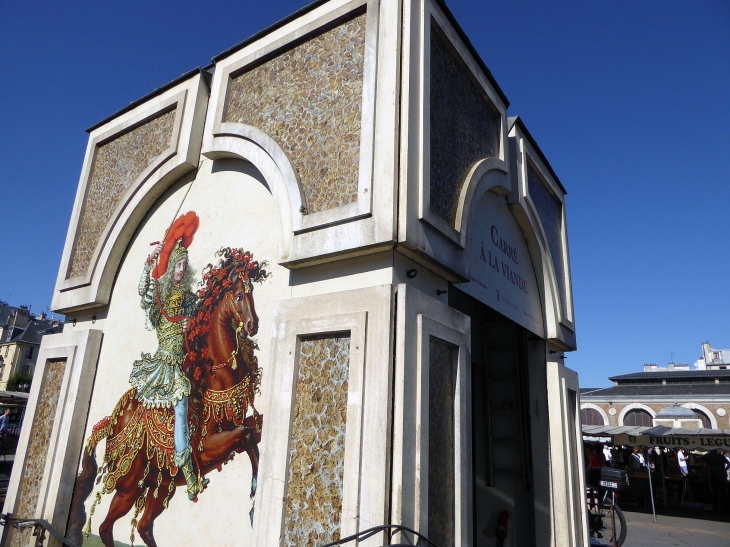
693,409,712,429
581,407,605,426
623,409,653,427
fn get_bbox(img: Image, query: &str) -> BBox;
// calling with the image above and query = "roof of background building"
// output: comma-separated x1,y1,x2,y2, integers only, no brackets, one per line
0,318,63,346
608,369,730,383
580,383,730,398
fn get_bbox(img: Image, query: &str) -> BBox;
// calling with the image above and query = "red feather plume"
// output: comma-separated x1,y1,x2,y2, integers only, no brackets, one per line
152,211,200,279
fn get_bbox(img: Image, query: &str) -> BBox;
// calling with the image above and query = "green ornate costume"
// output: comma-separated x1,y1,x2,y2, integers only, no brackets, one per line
130,261,197,408
129,240,208,500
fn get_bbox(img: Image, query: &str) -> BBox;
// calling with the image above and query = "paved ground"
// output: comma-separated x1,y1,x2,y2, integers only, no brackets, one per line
622,510,730,547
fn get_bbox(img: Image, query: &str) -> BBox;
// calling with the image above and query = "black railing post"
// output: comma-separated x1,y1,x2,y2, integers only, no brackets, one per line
0,513,12,547
0,515,77,547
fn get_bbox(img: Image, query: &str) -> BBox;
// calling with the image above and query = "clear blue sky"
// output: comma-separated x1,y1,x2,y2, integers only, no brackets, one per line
1,1,729,387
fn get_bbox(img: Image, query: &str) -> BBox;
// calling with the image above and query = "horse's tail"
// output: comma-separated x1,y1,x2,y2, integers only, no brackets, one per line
66,416,111,544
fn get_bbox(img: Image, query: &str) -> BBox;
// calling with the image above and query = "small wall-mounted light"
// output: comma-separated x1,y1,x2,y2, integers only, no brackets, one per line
72,318,77,327
90,315,96,324
406,269,418,279
436,289,447,295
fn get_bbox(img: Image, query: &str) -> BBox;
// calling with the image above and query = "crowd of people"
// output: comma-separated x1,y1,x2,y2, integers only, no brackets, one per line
584,441,730,512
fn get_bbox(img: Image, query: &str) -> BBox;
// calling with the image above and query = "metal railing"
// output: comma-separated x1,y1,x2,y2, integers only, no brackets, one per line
320,524,440,547
0,516,434,547
0,513,77,547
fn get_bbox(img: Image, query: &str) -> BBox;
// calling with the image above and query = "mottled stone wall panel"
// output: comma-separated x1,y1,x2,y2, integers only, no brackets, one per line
527,164,566,314
9,359,67,547
226,14,366,214
284,335,350,546
68,109,176,278
430,24,500,226
428,337,455,547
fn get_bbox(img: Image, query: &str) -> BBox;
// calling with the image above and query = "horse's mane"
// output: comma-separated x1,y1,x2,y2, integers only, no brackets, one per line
184,247,270,400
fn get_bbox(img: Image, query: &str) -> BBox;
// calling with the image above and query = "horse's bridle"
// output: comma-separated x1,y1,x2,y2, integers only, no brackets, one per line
216,291,247,371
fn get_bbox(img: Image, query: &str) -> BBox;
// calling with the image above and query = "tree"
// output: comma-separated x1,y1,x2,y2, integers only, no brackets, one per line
7,373,33,392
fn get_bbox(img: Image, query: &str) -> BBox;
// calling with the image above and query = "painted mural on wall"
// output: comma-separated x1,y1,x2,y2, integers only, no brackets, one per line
68,205,272,547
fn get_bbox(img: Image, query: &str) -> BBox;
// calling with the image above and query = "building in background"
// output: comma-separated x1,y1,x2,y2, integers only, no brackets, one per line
0,303,63,390
694,341,730,370
581,368,730,429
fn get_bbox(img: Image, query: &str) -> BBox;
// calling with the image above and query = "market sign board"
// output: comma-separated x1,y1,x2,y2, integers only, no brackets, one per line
461,191,544,336
615,434,730,450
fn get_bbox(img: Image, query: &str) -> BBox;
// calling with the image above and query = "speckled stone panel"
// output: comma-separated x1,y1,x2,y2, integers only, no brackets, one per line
9,359,67,547
68,109,176,279
527,163,566,314
283,335,350,547
428,337,455,547
430,24,500,227
226,14,366,214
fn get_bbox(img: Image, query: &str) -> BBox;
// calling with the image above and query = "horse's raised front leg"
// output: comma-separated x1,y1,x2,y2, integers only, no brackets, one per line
137,481,175,547
99,489,139,547
240,429,259,498
199,427,248,467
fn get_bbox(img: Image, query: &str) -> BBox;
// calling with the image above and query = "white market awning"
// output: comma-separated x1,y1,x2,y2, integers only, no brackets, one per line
582,424,730,450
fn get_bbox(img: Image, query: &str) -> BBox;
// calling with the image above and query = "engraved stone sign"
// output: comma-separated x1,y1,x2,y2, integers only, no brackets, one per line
462,191,544,336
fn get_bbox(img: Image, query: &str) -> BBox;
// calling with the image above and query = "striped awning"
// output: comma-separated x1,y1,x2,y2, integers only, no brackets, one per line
583,424,730,449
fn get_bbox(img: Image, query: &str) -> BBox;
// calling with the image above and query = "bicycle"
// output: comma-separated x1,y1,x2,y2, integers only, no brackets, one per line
586,467,629,546
587,487,627,546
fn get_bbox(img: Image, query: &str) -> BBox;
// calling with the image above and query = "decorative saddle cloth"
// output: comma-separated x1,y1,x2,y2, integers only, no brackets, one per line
88,385,263,494
89,389,177,493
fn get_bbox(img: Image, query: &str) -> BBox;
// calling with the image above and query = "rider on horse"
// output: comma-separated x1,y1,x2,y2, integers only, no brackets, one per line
130,225,209,501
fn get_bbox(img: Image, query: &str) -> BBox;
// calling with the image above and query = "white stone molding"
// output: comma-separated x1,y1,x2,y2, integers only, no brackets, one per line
454,158,510,245
546,362,589,547
391,284,472,547
255,285,393,547
203,0,401,267
52,73,209,313
201,135,295,263
397,0,509,282
618,403,657,426
579,403,609,426
3,329,103,536
510,124,575,335
681,403,718,429
507,123,575,350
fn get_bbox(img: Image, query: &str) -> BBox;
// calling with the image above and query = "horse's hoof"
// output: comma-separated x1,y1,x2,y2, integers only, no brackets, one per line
217,466,222,472
192,495,198,503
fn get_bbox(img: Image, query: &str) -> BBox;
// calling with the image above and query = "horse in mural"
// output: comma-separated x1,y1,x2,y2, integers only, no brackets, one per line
68,248,269,547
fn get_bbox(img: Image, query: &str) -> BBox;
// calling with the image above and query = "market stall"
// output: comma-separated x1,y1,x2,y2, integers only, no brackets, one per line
583,424,730,520
583,424,730,450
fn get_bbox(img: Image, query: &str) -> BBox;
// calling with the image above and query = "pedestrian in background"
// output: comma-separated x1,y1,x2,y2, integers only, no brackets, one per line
678,448,689,476
603,444,613,466
0,409,10,435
